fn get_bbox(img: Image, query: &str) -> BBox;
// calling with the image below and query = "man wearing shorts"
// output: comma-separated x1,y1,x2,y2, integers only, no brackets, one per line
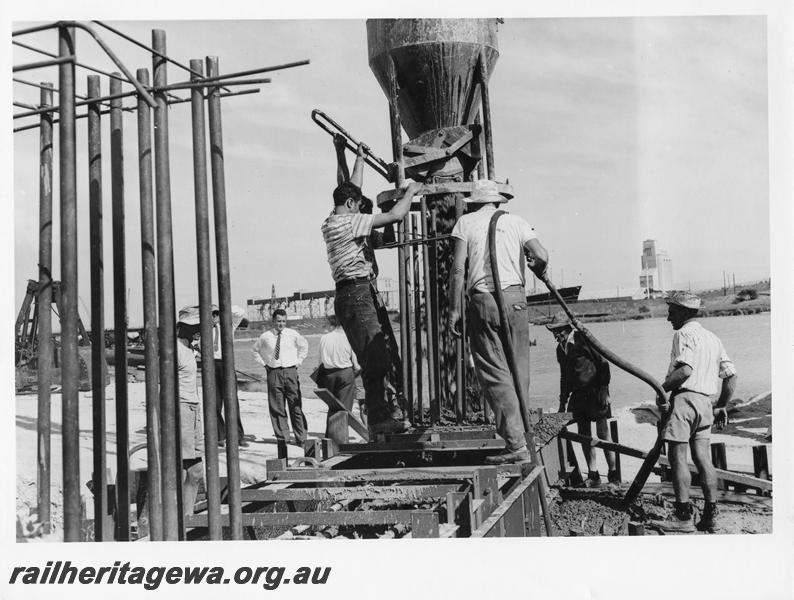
548,321,618,487
654,292,737,533
176,306,206,518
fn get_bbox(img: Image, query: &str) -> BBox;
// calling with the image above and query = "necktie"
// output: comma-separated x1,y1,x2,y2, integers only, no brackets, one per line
213,325,219,353
274,331,282,361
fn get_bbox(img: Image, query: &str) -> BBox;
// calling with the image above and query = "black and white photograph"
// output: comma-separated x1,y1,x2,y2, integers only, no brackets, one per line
4,3,793,599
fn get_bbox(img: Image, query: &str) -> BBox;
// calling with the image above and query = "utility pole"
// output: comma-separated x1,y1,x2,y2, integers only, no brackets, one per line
732,273,736,295
722,271,727,296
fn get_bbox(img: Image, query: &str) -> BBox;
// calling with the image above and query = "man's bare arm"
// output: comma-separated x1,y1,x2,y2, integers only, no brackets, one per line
349,142,367,189
524,238,549,277
447,238,467,336
662,364,693,392
715,374,737,408
372,182,422,229
334,134,349,185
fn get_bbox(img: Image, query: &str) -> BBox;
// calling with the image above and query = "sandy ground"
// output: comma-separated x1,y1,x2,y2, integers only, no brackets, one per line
16,337,771,540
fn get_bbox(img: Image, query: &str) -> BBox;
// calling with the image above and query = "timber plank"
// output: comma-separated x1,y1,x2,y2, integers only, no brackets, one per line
265,464,523,483
185,509,427,528
471,466,544,538
239,484,462,503
315,388,369,441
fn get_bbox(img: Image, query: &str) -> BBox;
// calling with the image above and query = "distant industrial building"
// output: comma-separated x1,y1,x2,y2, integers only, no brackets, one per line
639,239,673,296
246,278,399,322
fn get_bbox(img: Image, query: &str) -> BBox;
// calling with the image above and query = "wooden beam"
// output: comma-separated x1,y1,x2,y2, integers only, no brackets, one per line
411,510,440,538
470,466,543,538
337,438,504,453
239,484,462,503
657,456,773,491
265,464,523,483
314,388,369,441
185,509,430,528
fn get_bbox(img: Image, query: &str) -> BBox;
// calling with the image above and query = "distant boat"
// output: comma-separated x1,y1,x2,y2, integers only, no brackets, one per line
526,285,582,306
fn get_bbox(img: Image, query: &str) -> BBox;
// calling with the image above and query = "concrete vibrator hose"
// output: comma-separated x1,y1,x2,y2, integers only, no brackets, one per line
486,211,553,536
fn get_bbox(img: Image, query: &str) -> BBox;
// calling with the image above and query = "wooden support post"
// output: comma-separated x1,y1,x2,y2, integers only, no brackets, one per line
474,467,499,519
565,439,584,486
525,479,542,537
752,445,770,496
265,459,287,480
321,438,338,460
752,445,769,479
609,418,622,482
445,491,473,537
711,442,728,491
411,510,439,538
303,439,322,459
628,522,645,536
556,434,569,482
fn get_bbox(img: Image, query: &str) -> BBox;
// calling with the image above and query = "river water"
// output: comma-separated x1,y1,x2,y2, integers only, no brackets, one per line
527,312,771,411
235,312,771,413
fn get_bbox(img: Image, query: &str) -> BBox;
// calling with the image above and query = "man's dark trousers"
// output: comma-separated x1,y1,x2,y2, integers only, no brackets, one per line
323,366,356,412
334,280,394,423
215,359,245,442
266,365,307,444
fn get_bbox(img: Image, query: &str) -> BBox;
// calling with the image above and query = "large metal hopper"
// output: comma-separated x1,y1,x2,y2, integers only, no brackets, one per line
366,19,499,139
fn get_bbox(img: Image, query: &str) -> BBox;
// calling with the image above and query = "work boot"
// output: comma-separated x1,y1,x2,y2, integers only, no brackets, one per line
607,470,621,485
696,502,720,533
369,417,410,436
581,471,601,488
484,447,531,465
652,502,696,534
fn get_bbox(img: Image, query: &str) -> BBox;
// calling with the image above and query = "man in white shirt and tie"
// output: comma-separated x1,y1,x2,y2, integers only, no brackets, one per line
252,308,310,447
211,304,248,448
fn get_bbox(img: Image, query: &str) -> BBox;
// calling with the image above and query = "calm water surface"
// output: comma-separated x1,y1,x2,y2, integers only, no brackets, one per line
235,313,771,413
528,312,771,411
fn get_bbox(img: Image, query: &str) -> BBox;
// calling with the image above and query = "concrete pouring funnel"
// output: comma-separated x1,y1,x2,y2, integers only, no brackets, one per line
366,19,499,140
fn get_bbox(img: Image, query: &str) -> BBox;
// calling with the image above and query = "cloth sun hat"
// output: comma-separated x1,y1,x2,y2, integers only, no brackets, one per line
665,291,702,310
545,320,573,333
177,305,201,325
466,179,509,204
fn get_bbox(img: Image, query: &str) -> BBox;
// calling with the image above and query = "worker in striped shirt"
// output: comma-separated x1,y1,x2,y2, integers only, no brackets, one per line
654,291,737,534
322,137,422,435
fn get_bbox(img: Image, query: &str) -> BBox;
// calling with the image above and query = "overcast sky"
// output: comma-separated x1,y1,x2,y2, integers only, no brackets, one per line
12,17,769,326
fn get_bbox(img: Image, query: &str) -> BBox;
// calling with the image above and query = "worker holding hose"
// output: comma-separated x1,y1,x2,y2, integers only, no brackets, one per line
448,179,549,464
652,292,737,533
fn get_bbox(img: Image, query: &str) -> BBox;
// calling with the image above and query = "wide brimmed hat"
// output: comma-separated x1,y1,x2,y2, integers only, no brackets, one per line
177,305,201,325
466,179,508,204
665,292,702,310
545,320,573,332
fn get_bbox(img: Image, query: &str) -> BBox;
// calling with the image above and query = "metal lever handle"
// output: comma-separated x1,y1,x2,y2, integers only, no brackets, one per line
311,109,393,181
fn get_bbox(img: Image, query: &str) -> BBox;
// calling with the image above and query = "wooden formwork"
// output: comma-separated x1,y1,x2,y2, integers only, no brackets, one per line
185,427,548,539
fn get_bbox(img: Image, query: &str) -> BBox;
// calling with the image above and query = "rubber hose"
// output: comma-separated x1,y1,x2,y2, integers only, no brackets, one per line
536,272,674,507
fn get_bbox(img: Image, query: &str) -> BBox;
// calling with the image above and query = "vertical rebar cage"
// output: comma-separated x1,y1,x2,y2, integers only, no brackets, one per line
12,20,308,542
